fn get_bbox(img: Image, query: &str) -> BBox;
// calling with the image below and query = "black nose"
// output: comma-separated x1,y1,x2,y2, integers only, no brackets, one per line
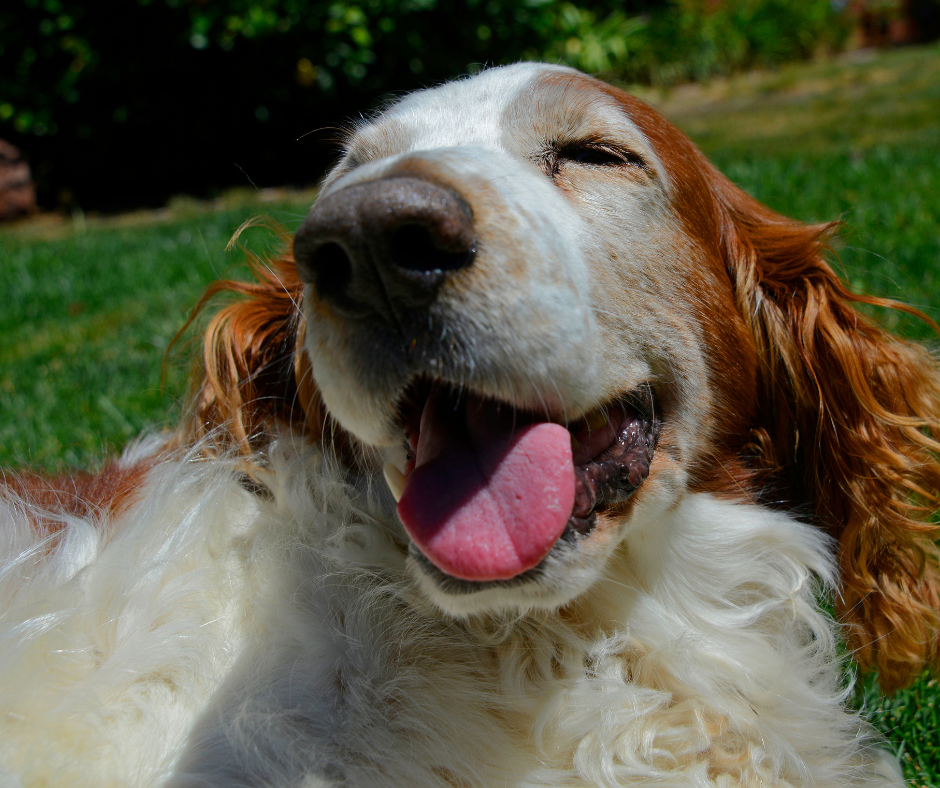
294,176,476,326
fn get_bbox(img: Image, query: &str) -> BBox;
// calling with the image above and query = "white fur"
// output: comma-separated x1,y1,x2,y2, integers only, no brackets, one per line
0,437,901,786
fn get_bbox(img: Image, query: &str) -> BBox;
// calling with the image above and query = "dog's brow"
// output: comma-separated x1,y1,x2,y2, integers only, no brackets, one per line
502,72,652,158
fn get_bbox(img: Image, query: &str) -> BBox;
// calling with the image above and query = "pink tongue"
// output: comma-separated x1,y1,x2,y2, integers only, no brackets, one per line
397,391,575,581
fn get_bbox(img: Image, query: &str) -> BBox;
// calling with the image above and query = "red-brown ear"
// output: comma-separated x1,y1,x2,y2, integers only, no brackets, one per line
177,245,356,465
714,173,940,691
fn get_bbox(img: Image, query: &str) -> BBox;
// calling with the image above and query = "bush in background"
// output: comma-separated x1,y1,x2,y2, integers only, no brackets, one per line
625,0,851,85
0,0,866,211
5,0,659,210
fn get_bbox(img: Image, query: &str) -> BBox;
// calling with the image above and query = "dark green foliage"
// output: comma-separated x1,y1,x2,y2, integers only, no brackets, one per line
1,0,661,211
2,0,856,212
626,0,851,85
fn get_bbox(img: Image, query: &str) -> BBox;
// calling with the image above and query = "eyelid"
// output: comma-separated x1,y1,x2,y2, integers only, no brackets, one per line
544,141,646,176
562,142,644,167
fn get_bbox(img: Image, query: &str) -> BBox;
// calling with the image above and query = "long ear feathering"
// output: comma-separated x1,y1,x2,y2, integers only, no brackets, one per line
713,170,940,692
174,223,352,463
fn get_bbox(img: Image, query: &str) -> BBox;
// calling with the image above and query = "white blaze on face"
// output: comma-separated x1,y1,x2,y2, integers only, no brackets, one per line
296,63,742,615
303,64,607,445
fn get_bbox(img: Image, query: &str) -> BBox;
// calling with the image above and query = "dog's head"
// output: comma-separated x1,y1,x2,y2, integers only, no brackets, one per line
186,63,940,691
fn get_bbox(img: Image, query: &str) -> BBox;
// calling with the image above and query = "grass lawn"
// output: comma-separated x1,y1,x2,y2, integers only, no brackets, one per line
2,42,939,783
0,191,315,469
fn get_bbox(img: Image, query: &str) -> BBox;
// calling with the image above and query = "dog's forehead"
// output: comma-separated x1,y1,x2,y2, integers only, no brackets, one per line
348,63,651,160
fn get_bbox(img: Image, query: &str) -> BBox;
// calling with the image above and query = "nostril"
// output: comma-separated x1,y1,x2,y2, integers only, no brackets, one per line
294,176,477,323
390,224,475,274
308,242,352,303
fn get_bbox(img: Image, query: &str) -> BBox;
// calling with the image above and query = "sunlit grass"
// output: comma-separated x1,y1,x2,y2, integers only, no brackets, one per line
859,672,940,786
637,42,940,160
0,194,313,469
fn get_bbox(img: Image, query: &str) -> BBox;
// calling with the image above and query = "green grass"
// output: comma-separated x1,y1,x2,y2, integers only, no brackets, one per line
2,42,940,783
0,191,315,469
862,673,940,787
635,44,940,160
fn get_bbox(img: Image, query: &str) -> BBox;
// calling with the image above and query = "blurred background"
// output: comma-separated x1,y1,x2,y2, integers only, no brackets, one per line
2,0,939,214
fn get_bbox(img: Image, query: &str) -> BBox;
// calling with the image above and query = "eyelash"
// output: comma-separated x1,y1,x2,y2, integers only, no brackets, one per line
546,142,645,176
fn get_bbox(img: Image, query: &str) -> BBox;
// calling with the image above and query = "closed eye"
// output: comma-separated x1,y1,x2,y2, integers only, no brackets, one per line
546,142,645,177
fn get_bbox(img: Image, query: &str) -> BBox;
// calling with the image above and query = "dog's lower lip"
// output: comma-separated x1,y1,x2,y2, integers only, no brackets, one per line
394,382,660,583
565,406,658,537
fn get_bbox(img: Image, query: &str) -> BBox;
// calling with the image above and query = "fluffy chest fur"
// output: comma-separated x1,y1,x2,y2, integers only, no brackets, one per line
0,439,899,786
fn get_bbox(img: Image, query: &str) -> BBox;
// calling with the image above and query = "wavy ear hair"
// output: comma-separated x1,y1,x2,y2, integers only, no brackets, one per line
176,236,353,464
713,172,940,692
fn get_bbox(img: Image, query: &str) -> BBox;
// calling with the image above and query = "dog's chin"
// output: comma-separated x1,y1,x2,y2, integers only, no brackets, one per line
406,536,611,618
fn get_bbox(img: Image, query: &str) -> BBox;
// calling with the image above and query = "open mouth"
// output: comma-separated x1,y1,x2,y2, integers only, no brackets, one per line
383,381,661,584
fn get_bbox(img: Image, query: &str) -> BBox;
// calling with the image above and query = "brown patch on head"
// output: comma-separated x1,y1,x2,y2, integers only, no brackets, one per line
531,71,762,499
600,83,764,499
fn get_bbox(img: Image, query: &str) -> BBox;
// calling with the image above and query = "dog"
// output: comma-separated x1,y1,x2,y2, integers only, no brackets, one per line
2,63,939,787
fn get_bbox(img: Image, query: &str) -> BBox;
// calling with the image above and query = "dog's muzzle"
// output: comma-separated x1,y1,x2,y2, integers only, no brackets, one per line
292,168,658,587
294,176,476,328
